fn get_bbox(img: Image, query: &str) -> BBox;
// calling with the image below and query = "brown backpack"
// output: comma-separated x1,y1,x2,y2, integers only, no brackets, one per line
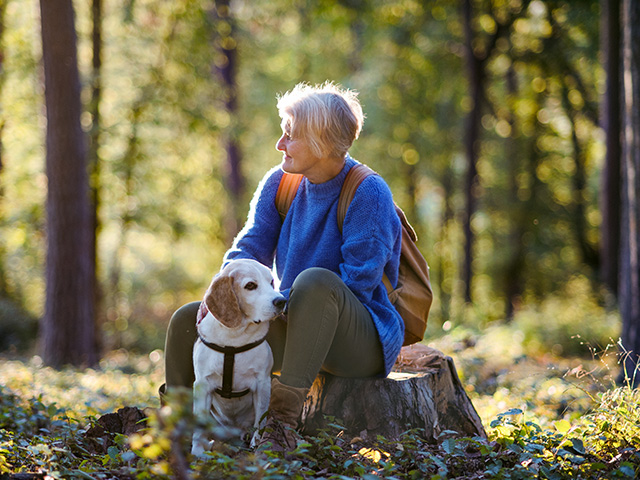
275,164,433,346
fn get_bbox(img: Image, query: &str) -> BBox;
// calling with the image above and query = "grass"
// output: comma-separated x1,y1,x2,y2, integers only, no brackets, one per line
0,324,638,479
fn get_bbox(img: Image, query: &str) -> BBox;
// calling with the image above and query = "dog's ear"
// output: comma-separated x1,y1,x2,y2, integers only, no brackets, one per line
205,276,243,328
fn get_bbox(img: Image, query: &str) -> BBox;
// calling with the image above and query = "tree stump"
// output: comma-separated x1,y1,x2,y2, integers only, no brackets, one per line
301,345,486,441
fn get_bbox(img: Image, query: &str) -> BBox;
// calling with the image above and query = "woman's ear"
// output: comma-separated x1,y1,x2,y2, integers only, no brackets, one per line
204,275,243,328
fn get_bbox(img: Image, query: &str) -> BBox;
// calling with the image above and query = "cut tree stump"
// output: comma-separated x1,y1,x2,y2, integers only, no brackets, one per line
301,345,486,441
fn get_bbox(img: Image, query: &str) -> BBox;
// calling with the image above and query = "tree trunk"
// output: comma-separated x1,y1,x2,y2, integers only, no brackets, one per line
461,0,483,304
437,167,455,322
600,0,622,296
563,84,599,270
504,65,524,321
40,0,97,367
211,0,244,241
619,0,640,387
301,346,486,441
89,0,104,352
0,0,8,296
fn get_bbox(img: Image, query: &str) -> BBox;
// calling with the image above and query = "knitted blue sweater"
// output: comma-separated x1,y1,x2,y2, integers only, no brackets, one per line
224,155,403,376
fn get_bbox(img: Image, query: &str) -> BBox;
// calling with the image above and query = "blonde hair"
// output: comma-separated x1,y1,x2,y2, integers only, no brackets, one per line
277,81,364,159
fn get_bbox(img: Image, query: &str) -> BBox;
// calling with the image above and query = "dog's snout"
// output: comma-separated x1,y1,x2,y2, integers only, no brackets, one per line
273,297,286,311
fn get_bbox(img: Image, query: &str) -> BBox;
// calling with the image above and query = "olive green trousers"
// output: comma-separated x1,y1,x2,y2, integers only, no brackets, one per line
163,267,384,394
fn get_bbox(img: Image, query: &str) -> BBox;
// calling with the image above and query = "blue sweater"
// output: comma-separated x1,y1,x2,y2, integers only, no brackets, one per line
224,155,403,375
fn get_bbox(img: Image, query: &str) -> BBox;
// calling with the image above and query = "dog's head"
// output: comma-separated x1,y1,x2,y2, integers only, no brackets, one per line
202,259,286,329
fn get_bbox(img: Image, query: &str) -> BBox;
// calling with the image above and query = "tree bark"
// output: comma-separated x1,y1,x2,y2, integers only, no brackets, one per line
461,0,484,304
600,0,622,296
301,346,486,441
619,0,640,386
40,0,97,367
89,0,104,352
211,0,244,241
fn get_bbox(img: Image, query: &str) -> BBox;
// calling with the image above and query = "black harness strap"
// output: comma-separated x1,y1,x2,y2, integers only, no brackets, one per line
198,333,267,399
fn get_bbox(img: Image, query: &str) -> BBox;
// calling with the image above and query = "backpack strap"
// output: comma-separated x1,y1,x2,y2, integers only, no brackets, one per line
275,173,304,221
275,163,402,295
339,164,412,296
337,164,377,232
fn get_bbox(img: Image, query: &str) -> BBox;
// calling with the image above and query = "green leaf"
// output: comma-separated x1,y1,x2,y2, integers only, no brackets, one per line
107,445,119,461
569,437,586,454
615,464,636,478
441,438,457,455
503,408,524,416
554,419,571,434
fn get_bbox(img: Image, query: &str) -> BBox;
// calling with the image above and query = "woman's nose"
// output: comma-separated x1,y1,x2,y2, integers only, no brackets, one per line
276,135,286,152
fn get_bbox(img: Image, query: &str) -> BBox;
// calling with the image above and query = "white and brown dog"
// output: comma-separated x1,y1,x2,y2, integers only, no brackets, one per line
191,259,285,456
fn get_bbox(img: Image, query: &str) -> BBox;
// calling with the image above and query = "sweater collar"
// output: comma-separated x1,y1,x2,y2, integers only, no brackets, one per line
304,155,357,199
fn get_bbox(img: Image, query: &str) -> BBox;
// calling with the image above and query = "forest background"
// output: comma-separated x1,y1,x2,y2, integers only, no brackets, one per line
2,0,640,478
0,0,638,380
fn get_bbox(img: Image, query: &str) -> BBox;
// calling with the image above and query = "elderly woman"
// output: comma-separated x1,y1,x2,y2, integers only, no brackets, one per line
162,82,403,451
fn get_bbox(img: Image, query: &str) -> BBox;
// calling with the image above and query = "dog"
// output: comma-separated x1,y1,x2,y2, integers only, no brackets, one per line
191,259,286,456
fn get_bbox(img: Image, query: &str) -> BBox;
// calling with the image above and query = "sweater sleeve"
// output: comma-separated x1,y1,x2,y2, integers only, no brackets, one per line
339,175,402,304
223,165,284,268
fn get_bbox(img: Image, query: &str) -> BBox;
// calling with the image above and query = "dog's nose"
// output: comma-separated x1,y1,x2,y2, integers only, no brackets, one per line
273,297,286,311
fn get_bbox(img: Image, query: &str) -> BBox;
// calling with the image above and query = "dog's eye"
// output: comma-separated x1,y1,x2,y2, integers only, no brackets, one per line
245,282,258,291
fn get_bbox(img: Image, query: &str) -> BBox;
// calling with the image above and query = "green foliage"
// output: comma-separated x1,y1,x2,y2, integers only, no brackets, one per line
488,400,640,480
421,274,618,372
584,382,640,460
0,351,164,419
512,276,620,357
0,297,38,353
1,328,639,479
1,381,638,479
0,0,608,352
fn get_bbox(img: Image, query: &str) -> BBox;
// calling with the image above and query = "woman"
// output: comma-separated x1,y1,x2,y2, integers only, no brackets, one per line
162,81,403,451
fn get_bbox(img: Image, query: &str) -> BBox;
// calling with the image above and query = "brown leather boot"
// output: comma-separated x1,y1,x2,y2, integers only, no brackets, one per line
256,377,309,453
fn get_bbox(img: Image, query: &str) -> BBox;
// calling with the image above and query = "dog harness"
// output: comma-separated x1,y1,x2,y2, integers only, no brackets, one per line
196,302,267,399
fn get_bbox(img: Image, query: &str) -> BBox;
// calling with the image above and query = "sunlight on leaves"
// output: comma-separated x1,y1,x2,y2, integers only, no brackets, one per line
358,447,388,463
554,419,571,434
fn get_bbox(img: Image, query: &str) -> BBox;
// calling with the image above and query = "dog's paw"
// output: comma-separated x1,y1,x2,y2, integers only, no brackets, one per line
249,429,261,449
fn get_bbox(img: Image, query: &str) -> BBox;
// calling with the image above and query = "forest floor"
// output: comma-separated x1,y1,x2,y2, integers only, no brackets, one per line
0,322,637,479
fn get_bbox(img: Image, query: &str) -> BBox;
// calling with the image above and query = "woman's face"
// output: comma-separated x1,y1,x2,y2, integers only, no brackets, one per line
275,119,322,179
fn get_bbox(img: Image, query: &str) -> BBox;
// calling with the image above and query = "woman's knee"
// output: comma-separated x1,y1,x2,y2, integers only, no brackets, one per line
166,301,200,341
164,301,199,389
290,267,341,301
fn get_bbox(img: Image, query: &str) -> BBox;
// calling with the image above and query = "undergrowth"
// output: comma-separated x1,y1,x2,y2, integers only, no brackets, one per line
0,335,639,479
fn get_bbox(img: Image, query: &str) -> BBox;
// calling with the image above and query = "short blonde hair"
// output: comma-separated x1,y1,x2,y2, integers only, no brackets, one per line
277,81,364,160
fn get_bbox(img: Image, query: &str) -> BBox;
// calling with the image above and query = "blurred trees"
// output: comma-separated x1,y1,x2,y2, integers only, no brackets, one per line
619,0,640,386
449,0,601,316
0,0,628,358
39,0,96,367
211,0,245,240
460,0,532,304
0,0,7,294
599,0,621,297
89,0,104,349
